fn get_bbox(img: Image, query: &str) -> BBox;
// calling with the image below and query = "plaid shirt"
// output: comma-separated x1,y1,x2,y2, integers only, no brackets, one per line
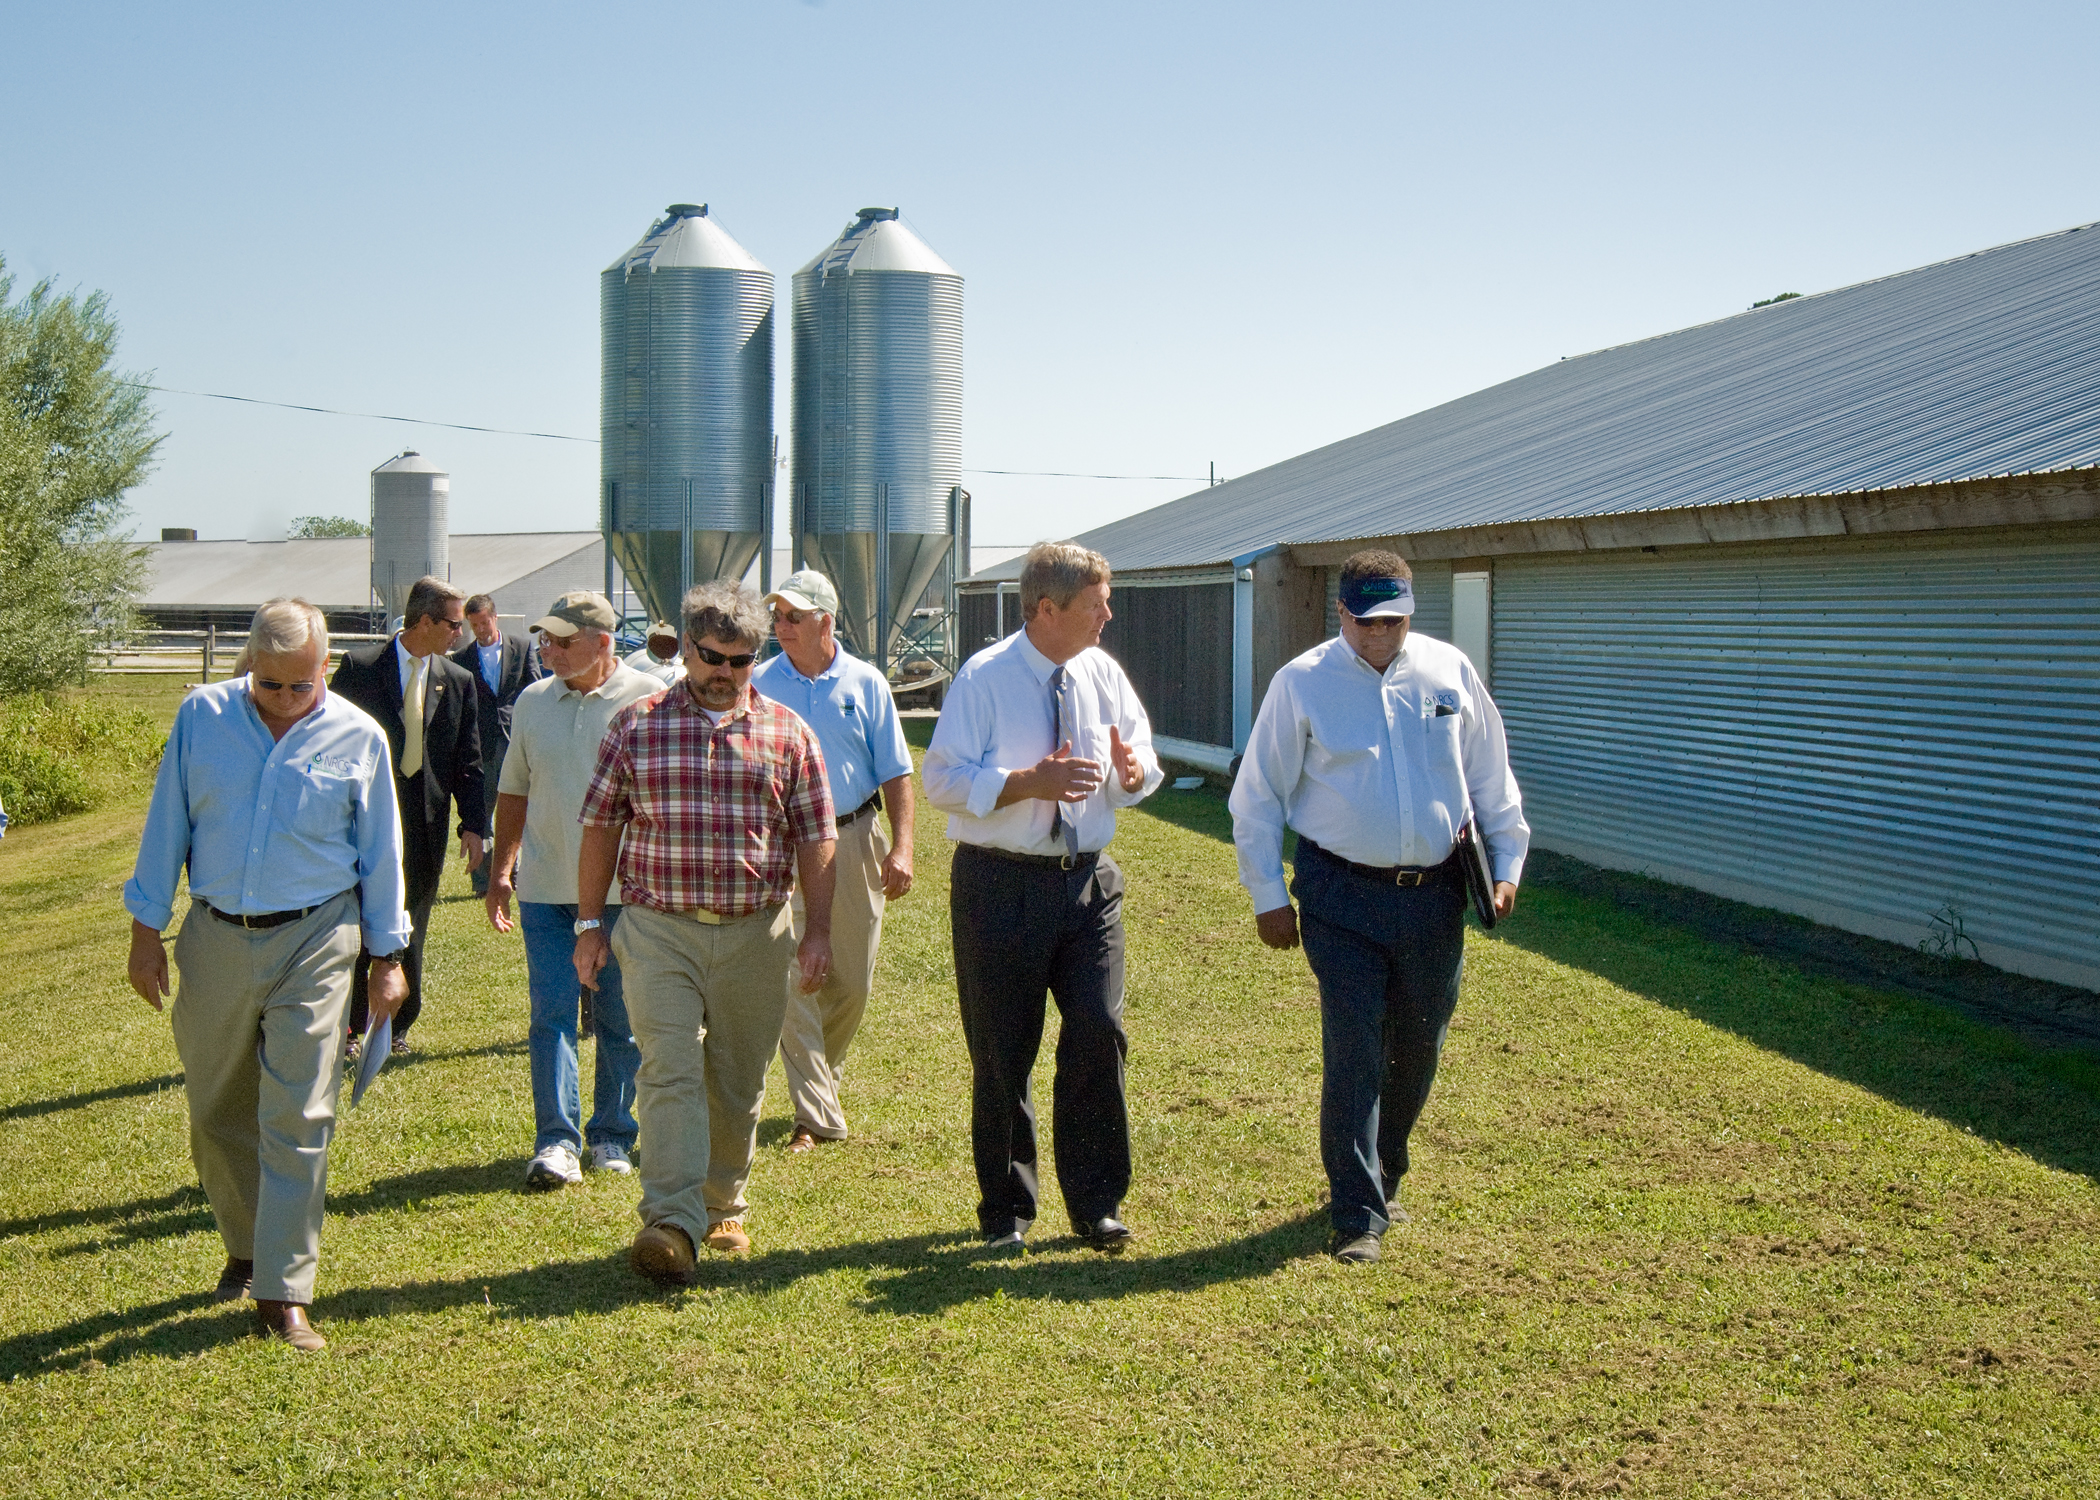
579,683,836,917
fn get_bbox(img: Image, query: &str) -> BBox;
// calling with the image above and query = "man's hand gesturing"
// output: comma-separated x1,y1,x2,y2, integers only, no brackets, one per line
1107,724,1144,793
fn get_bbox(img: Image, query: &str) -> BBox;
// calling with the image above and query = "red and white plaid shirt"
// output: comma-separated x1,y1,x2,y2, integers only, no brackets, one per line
579,683,835,917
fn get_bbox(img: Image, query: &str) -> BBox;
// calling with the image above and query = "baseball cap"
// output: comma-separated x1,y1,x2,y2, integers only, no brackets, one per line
530,590,619,637
763,568,839,617
1338,574,1415,620
645,620,680,651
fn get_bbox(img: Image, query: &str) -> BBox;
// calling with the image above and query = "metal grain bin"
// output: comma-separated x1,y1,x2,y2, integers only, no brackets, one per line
601,203,774,627
791,207,962,667
370,450,449,624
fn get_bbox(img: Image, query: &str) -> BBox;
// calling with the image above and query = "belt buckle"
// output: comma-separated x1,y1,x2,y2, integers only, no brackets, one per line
690,907,725,926
1058,853,1079,871
1394,870,1424,887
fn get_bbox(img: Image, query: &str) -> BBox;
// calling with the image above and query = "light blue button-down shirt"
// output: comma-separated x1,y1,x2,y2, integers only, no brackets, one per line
123,678,413,952
752,644,913,817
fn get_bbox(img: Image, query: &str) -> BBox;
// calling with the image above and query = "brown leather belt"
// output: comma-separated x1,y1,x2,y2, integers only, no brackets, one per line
1298,837,1456,888
835,793,883,829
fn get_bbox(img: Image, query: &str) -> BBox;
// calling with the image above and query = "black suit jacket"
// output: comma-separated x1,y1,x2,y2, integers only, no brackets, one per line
330,638,488,897
451,631,540,768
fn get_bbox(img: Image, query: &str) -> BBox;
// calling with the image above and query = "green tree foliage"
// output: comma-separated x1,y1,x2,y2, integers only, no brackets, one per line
288,514,372,538
0,256,163,697
1751,292,1803,308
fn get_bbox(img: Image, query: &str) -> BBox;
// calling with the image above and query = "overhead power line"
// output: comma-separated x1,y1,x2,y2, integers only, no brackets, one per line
130,381,1217,482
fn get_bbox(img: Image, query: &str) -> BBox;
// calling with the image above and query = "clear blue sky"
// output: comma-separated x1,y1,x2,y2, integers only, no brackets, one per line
5,0,2094,549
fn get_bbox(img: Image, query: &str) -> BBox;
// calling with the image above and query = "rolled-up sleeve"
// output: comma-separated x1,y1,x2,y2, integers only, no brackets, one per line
783,730,838,845
1228,673,1305,915
355,742,413,951
122,709,193,932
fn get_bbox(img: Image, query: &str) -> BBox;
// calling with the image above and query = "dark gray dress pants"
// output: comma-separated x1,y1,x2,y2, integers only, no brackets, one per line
950,844,1130,1236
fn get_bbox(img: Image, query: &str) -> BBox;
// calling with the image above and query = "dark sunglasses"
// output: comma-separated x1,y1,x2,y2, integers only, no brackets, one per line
693,644,757,669
254,679,317,695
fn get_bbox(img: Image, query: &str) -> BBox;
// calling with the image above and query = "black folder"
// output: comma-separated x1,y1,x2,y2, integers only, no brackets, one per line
1458,816,1499,929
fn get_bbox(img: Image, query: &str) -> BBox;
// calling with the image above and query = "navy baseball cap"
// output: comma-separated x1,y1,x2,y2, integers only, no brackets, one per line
1338,574,1415,619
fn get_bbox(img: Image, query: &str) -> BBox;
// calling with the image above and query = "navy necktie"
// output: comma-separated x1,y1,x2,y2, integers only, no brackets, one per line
1048,666,1080,859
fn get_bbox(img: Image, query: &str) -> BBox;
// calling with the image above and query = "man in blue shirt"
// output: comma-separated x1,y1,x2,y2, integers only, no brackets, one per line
124,598,411,1351
753,569,916,1151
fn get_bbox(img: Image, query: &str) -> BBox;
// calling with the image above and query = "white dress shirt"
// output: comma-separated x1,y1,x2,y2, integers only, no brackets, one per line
923,631,1163,855
498,662,663,905
1229,632,1530,914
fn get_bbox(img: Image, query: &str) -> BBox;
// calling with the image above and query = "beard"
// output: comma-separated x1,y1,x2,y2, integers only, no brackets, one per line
695,676,740,711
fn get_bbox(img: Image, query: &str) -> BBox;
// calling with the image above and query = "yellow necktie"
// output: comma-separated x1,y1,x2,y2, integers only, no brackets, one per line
401,656,427,777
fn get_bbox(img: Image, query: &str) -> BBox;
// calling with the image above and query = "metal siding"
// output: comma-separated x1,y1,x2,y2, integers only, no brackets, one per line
958,590,1000,660
1494,529,2100,986
1100,583,1233,747
966,221,2100,580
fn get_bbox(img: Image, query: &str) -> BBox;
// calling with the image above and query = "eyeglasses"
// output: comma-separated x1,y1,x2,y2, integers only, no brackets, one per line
537,629,578,649
693,644,757,669
772,607,808,627
441,615,465,634
254,680,317,695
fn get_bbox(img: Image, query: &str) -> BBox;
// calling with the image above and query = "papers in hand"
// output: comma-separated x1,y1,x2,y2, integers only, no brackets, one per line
351,1013,391,1107
1459,816,1499,930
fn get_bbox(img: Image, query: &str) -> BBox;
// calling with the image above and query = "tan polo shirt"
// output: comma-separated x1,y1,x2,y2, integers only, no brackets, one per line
499,661,662,905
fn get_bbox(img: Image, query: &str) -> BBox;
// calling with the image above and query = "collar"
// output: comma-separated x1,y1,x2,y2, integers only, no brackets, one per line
1014,631,1067,685
781,643,843,684
676,679,755,724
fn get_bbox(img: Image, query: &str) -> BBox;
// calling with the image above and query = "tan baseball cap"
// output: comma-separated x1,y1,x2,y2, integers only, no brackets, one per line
530,590,619,638
763,568,839,617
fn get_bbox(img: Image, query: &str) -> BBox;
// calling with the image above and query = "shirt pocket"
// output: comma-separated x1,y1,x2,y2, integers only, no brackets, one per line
289,766,358,841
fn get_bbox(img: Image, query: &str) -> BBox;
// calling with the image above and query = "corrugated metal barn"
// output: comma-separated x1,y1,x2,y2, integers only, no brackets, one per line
961,223,2100,989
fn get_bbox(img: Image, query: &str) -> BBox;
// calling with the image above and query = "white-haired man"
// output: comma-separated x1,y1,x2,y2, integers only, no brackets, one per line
576,580,838,1282
753,568,916,1151
124,598,410,1351
485,590,657,1190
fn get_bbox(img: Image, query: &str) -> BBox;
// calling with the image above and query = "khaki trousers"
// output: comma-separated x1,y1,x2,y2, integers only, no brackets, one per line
169,888,359,1305
612,900,796,1244
778,811,888,1139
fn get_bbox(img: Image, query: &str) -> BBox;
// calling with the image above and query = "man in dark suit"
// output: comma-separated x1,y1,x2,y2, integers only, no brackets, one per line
330,575,488,1053
453,592,540,896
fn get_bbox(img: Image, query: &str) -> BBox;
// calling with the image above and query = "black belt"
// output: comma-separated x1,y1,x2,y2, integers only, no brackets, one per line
835,791,883,829
1297,836,1456,888
200,898,329,930
962,843,1100,872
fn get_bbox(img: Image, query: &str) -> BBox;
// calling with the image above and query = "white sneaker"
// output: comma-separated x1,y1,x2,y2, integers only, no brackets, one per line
586,1142,633,1175
525,1143,582,1191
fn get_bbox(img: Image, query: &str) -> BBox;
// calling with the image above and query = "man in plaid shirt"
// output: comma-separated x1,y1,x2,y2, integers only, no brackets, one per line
574,580,837,1283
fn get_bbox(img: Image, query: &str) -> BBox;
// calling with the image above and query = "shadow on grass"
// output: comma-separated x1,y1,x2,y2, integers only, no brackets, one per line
0,1071,186,1124
327,1158,533,1214
1493,883,2100,1183
0,1216,1330,1376
0,1185,213,1247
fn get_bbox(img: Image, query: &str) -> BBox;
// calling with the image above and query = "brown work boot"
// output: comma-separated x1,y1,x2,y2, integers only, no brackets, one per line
630,1223,697,1287
255,1299,327,1352
788,1125,820,1154
703,1218,752,1255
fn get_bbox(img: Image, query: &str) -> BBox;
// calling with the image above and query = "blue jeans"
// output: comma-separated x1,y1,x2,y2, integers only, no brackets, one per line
1293,844,1466,1239
520,902,640,1155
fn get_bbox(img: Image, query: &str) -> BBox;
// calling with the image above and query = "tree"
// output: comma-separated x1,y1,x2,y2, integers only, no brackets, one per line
0,256,163,696
1751,292,1803,309
288,515,371,538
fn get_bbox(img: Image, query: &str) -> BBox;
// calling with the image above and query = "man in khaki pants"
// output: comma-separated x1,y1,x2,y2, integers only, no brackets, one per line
753,569,916,1151
574,580,837,1283
124,599,410,1351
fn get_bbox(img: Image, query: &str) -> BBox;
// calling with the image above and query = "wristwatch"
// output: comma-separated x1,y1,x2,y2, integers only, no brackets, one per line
573,917,603,937
371,949,408,965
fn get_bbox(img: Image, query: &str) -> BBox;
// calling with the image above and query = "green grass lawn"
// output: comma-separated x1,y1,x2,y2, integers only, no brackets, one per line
1,679,2095,1496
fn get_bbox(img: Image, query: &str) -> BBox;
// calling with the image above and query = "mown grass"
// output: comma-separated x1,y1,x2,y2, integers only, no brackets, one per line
0,681,2094,1497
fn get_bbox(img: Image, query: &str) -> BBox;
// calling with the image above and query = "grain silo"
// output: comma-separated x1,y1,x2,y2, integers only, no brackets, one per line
370,450,448,624
791,207,963,669
601,203,775,627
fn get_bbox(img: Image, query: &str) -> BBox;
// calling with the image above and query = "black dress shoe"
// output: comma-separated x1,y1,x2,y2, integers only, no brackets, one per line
390,1033,414,1057
1076,1217,1132,1252
983,1228,1026,1251
212,1257,254,1303
1329,1230,1382,1264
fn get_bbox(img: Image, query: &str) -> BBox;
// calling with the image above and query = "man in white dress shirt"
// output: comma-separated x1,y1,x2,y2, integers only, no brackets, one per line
1229,548,1528,1264
923,541,1163,1252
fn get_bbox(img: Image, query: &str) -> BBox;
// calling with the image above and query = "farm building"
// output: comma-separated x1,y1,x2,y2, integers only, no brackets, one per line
961,223,2100,989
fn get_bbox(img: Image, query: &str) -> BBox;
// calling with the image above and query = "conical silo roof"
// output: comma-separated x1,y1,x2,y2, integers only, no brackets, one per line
608,203,768,277
372,449,447,475
797,208,958,280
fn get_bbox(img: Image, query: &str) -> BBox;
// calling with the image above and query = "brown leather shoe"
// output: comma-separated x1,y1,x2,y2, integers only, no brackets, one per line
703,1218,752,1255
254,1299,326,1352
631,1223,698,1286
788,1125,820,1154
212,1257,254,1303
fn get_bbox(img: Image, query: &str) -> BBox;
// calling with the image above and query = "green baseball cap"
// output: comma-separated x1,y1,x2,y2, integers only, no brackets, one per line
530,589,619,637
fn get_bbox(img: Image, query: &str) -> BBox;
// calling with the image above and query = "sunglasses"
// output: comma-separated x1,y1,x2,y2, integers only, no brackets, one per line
254,679,317,695
693,644,757,669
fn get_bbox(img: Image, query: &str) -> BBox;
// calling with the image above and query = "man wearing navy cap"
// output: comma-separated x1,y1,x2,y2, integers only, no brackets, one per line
1229,548,1529,1264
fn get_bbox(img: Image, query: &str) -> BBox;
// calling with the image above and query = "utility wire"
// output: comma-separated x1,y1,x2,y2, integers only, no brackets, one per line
130,381,1216,481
